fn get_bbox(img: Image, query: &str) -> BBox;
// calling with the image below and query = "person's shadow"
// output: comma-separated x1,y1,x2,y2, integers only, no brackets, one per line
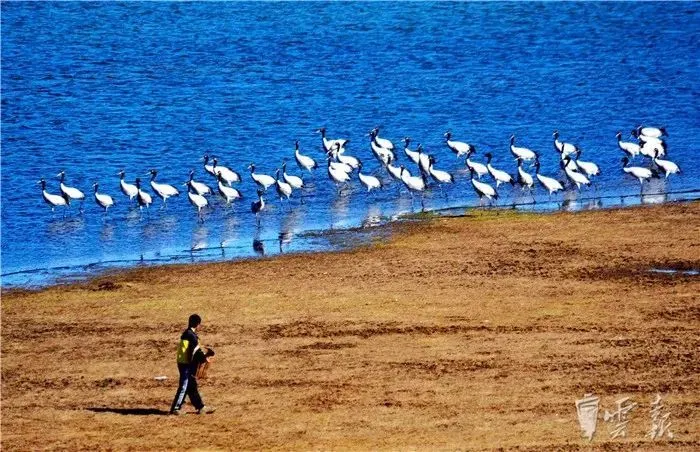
87,407,169,416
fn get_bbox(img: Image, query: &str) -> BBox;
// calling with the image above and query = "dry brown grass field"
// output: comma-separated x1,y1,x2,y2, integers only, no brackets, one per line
2,202,699,451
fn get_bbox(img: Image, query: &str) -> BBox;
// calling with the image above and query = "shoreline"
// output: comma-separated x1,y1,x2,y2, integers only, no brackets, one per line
3,188,700,291
2,201,699,450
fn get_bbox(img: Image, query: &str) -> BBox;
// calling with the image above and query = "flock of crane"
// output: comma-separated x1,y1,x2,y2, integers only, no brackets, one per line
38,125,681,224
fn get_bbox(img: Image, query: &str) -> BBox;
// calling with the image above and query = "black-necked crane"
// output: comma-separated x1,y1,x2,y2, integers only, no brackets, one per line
534,159,564,197
403,137,420,164
148,169,180,207
573,150,600,178
187,169,212,196
316,127,349,154
38,179,69,214
134,178,153,214
465,148,489,179
117,170,138,201
468,166,498,206
57,171,85,210
484,152,515,187
275,169,293,207
553,130,577,157
399,165,427,211
251,189,265,227
327,155,351,195
93,183,115,213
621,156,657,193
248,163,276,191
212,158,241,185
216,173,242,206
561,157,591,190
509,135,537,161
652,149,681,179
516,159,534,191
444,131,475,158
357,162,382,192
616,132,640,159
294,140,318,172
184,180,209,223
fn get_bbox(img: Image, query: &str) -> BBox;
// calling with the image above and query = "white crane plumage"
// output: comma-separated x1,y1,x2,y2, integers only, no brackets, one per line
328,143,358,172
216,173,242,205
652,150,680,179
148,169,180,206
465,149,489,179
38,179,68,212
573,150,600,178
327,156,351,193
92,183,115,212
184,181,209,222
316,127,349,154
118,170,138,200
417,145,431,176
400,166,427,210
616,132,640,159
57,171,85,207
621,156,656,190
634,125,667,139
357,162,383,192
281,162,304,189
639,137,666,158
553,130,577,157
485,153,515,187
444,131,475,158
134,178,153,212
336,148,361,169
534,159,564,196
516,159,534,190
275,169,293,202
294,140,318,172
212,158,241,185
328,144,354,174
202,154,217,177
187,170,212,196
509,135,537,161
248,163,276,191
402,137,421,164
428,156,454,185
385,161,403,182
370,127,395,151
561,158,591,190
468,167,498,205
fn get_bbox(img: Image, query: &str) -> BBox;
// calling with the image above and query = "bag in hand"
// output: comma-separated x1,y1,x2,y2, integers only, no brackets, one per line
193,347,216,379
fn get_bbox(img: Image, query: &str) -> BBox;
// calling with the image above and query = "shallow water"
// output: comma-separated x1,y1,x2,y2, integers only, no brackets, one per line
2,3,699,288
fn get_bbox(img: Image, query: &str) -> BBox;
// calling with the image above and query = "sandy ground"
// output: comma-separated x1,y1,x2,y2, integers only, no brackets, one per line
2,202,699,451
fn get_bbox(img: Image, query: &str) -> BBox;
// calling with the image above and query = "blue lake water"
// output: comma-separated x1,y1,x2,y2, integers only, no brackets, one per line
2,2,699,288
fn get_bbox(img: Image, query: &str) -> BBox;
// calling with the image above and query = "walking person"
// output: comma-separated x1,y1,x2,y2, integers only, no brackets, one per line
170,314,215,415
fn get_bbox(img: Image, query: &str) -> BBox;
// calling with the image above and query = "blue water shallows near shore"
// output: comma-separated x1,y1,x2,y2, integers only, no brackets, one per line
2,2,699,288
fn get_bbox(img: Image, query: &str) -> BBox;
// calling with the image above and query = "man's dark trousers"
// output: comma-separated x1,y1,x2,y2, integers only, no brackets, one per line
170,363,204,412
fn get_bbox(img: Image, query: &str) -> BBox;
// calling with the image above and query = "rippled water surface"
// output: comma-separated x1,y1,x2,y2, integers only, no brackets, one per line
2,2,699,287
